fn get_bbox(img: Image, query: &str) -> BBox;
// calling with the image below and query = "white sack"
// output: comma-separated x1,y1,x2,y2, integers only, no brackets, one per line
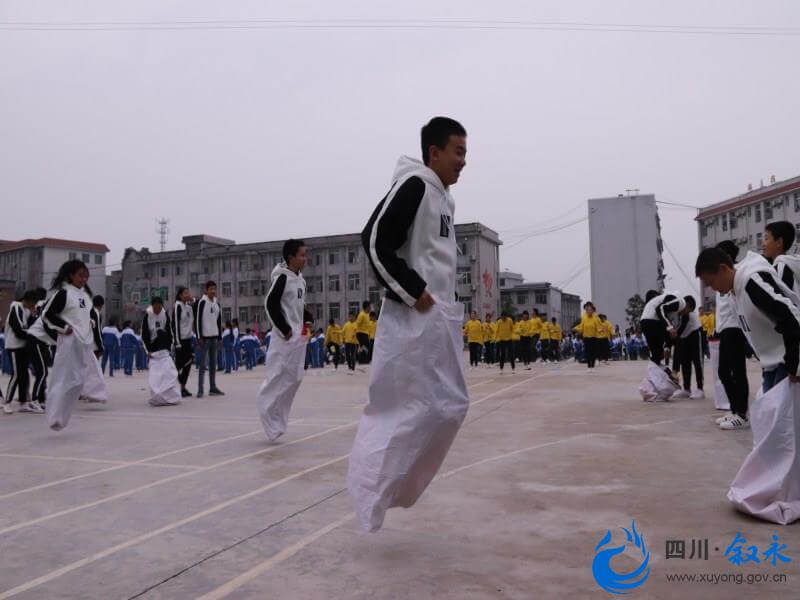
347,299,470,532
709,340,731,411
728,379,800,525
46,333,95,430
81,354,108,404
256,333,307,441
639,363,679,402
148,350,181,407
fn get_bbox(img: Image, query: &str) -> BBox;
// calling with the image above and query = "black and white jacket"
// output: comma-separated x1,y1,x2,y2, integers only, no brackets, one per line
43,284,93,345
641,291,686,332
173,300,194,345
773,254,800,304
142,306,172,353
265,262,312,338
90,307,104,353
3,301,30,350
362,155,457,307
732,251,800,375
194,295,222,340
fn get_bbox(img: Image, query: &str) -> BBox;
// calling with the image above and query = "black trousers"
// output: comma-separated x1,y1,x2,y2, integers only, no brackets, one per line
356,333,370,364
468,342,482,366
345,343,357,370
641,319,669,366
175,340,194,387
584,337,598,368
519,336,531,365
550,340,560,361
498,340,515,370
531,335,540,362
328,343,341,368
679,329,704,390
28,341,52,404
4,348,30,404
484,341,495,364
719,328,749,418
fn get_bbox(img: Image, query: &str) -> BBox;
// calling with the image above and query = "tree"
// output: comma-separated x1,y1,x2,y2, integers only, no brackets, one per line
501,296,517,319
626,294,645,330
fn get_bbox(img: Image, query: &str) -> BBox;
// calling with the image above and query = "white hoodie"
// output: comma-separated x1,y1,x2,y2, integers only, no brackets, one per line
715,292,740,332
265,262,307,338
773,254,800,303
731,251,800,374
362,155,457,307
641,291,686,331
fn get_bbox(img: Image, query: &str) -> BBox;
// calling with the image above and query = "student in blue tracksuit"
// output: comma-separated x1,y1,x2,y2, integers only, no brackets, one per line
232,318,241,371
120,321,137,375
242,329,257,370
222,321,234,373
135,330,148,370
101,321,119,376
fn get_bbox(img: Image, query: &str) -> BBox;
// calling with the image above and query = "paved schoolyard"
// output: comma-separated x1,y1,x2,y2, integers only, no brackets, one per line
0,356,797,599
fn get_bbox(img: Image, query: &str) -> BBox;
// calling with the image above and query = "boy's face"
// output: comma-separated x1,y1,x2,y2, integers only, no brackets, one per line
288,246,308,272
762,230,784,259
207,285,217,299
152,303,163,314
429,135,467,187
180,289,192,302
699,266,736,293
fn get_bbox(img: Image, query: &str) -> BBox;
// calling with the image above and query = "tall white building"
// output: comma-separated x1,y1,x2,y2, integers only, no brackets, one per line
588,194,665,329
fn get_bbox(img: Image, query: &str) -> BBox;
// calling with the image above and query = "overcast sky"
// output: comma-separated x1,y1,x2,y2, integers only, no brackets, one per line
1,0,798,301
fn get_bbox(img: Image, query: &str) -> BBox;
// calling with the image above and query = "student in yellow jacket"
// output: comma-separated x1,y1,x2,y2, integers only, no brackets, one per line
549,317,563,361
495,312,515,373
464,311,484,368
355,301,372,364
539,316,552,361
342,313,358,372
574,301,602,369
324,318,344,370
483,313,497,365
597,314,613,363
368,311,378,362
518,310,533,369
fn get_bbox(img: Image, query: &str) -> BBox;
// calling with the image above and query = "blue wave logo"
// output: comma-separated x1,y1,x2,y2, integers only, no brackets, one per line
592,520,651,595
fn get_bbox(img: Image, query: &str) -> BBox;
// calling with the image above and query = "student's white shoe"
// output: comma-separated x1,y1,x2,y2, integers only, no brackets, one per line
720,415,749,430
715,412,735,424
19,402,43,414
671,390,690,399
2,403,14,415
689,390,705,400
30,401,45,413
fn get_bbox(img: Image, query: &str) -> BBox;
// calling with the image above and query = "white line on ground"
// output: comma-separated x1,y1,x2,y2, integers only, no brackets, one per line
0,453,202,470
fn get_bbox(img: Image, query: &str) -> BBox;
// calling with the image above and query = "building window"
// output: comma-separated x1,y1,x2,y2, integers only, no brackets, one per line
82,253,90,262
69,252,77,260
328,274,340,292
459,241,468,256
499,278,506,287
794,193,800,212
140,286,149,300
176,265,183,276
94,254,103,265
348,273,360,291
368,286,381,306
756,232,763,248
795,223,800,243
755,204,762,223
765,204,773,220
329,251,340,265
221,282,232,297
111,299,121,311
458,295,473,314
239,282,247,296
160,266,168,277
457,266,472,285
348,301,360,316
313,303,323,320
315,254,321,266
308,276,322,294
190,272,199,285
222,307,232,322
729,213,737,230
329,302,341,322
239,307,249,323
261,281,268,296
252,282,260,296
238,258,246,272
516,293,528,305
721,214,728,231
348,248,358,264
222,259,231,273
535,292,547,304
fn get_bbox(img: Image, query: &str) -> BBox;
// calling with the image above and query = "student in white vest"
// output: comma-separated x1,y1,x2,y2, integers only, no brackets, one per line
194,280,224,398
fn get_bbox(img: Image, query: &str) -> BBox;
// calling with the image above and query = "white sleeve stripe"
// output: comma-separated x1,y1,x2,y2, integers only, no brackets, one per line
368,186,418,307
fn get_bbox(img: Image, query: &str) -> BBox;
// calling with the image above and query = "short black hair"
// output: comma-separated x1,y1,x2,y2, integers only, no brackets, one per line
362,300,371,310
151,296,162,306
765,220,795,252
522,310,529,317
282,239,305,262
22,290,38,302
421,117,466,165
93,295,105,307
645,290,659,302
176,285,188,298
500,310,509,318
205,280,217,290
34,287,47,301
583,301,594,309
716,240,740,262
328,318,335,325
369,311,376,318
684,295,696,310
695,247,733,276
123,320,131,328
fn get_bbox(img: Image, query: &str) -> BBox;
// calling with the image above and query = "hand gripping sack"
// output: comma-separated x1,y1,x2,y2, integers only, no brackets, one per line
728,379,800,524
347,299,470,532
256,333,307,441
639,362,679,402
46,333,94,430
148,350,181,406
708,340,731,411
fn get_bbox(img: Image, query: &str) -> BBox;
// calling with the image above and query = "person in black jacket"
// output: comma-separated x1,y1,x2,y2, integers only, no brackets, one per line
141,297,173,354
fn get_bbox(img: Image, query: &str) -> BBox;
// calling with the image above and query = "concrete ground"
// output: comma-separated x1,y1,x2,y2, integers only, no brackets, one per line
0,356,797,599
